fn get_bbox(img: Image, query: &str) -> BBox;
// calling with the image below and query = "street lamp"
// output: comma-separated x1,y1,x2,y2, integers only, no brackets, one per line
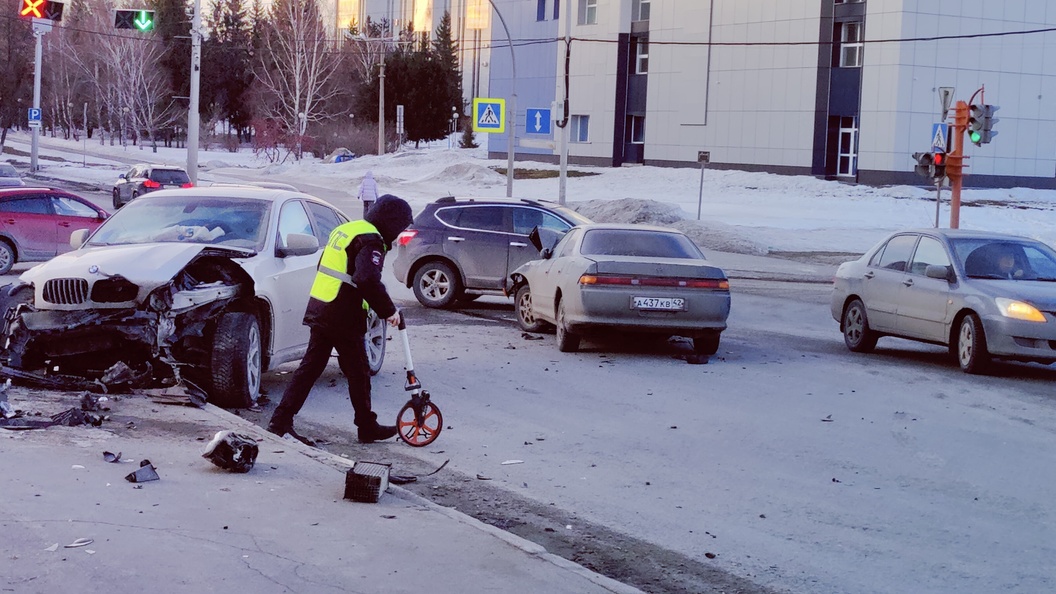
476,0,516,197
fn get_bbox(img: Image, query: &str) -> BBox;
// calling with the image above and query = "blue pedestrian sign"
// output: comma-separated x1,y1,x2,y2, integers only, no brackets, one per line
931,122,948,153
27,108,41,129
472,98,505,134
525,108,552,135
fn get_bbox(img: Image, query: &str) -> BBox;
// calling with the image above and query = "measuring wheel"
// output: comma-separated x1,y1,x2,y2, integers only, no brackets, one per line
397,391,443,447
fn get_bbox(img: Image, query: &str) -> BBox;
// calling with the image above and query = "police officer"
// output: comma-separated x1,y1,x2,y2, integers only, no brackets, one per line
268,194,413,445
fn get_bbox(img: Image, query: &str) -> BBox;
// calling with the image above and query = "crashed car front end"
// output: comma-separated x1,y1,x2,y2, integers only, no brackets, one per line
0,244,253,390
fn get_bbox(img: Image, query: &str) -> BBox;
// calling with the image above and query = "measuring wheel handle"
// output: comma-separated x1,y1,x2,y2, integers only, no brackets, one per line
397,391,443,447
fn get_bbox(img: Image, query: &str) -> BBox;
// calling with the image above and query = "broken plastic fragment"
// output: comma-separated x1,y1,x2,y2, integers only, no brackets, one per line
201,430,259,473
103,451,121,463
64,538,94,548
476,474,491,480
125,460,160,483
44,543,58,552
501,460,524,465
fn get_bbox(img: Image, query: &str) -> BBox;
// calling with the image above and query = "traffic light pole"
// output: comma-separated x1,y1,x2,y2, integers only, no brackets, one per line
947,100,969,229
186,0,202,185
30,19,47,172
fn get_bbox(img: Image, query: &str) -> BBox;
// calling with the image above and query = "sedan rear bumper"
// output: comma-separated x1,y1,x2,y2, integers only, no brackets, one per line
563,286,730,335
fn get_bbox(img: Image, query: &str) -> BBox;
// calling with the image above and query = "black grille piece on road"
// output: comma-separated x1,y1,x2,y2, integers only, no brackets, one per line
43,278,89,305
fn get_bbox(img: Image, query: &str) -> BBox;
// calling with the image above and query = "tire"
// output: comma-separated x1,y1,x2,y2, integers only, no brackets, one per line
210,311,262,408
365,308,386,376
112,189,122,209
515,284,548,332
556,300,580,352
693,331,721,356
0,241,15,275
412,261,462,308
842,298,878,353
955,313,991,374
130,190,139,202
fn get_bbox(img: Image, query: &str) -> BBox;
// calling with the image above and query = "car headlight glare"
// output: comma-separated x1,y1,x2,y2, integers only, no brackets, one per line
995,298,1046,322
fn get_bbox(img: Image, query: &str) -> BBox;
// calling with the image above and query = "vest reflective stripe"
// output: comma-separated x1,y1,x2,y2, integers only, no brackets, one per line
309,220,380,303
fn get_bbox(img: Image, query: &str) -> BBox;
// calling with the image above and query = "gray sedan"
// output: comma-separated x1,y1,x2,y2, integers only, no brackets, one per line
510,224,730,354
831,228,1056,373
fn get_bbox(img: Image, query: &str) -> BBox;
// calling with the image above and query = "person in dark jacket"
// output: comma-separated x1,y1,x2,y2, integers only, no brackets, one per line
268,194,414,445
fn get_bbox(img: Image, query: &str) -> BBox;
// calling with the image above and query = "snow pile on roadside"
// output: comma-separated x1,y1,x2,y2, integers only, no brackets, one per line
420,163,505,187
571,198,769,255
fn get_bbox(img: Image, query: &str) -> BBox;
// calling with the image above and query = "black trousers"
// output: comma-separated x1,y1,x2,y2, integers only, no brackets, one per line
269,325,378,433
362,200,374,219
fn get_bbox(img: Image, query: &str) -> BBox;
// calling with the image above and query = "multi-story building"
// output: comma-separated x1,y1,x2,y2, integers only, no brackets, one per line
478,0,1056,189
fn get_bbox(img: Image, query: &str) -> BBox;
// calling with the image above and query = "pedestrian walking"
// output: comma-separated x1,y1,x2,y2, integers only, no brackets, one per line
357,170,379,218
268,194,414,446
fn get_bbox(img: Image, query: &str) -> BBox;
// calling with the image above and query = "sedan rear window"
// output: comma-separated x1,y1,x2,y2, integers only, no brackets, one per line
581,229,703,259
0,163,18,177
150,169,191,184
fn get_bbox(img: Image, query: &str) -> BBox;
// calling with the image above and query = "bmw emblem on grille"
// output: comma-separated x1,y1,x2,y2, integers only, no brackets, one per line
88,265,99,274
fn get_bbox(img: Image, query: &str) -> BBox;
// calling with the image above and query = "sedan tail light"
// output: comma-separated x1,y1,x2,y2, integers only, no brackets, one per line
143,180,161,189
396,230,418,247
181,182,194,188
579,274,729,290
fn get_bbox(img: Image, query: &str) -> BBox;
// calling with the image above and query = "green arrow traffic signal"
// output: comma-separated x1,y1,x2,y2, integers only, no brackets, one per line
115,9,153,31
133,10,153,31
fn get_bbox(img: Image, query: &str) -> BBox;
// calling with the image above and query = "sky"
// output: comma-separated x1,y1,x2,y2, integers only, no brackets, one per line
8,130,1056,257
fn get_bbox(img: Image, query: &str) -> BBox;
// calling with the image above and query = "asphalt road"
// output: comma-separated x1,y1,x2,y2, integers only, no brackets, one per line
7,179,1056,594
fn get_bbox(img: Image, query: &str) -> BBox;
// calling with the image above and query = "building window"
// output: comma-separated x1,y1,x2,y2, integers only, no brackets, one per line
835,0,864,4
632,0,650,22
837,116,858,177
635,38,648,74
626,115,645,144
571,115,589,143
537,0,547,21
553,0,559,20
837,21,863,67
578,0,597,25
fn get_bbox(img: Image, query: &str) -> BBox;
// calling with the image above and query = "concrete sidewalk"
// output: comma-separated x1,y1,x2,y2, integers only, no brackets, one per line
1,388,640,594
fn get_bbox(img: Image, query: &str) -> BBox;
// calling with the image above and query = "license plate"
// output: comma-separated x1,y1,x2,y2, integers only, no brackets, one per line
632,296,685,311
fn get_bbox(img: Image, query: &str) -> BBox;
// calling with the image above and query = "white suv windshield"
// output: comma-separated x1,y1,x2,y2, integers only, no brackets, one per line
88,195,271,251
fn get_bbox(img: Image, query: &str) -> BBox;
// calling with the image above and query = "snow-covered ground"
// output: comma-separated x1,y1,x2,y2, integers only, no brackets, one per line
8,130,1056,256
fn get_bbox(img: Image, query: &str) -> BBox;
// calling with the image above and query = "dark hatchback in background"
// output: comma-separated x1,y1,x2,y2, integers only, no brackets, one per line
112,164,193,208
0,187,108,274
392,197,591,308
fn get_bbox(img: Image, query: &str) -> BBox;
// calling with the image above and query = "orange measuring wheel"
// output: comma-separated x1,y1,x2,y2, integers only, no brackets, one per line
397,392,443,447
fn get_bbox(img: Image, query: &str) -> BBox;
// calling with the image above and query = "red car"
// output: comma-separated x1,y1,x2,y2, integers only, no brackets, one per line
0,187,109,274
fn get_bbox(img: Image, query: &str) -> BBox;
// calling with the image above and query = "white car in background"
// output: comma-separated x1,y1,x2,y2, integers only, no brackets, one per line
0,187,386,407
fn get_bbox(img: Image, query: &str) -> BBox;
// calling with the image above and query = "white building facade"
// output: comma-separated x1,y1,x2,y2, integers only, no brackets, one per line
477,0,1056,189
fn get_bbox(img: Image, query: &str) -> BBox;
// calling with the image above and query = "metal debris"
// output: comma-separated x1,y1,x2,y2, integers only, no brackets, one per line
125,460,160,483
201,430,259,473
103,451,122,463
64,538,94,548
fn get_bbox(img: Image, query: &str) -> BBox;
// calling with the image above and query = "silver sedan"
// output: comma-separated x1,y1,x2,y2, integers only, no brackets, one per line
510,224,730,355
831,228,1056,373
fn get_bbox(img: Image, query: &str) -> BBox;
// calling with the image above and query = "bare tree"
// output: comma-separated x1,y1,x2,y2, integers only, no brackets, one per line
255,0,343,160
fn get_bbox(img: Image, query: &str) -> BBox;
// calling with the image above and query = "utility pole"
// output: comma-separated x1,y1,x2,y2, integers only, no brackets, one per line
556,2,571,205
946,100,969,229
30,19,49,172
187,0,202,184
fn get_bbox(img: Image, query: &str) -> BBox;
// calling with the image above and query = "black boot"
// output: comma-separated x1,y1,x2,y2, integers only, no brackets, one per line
358,423,398,444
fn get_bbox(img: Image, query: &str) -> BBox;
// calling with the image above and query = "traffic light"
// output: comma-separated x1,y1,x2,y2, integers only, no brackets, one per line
931,152,946,180
912,152,946,181
968,104,999,146
19,0,64,21
115,9,155,31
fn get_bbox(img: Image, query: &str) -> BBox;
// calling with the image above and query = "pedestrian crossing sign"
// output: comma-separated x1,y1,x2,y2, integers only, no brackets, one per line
472,98,505,134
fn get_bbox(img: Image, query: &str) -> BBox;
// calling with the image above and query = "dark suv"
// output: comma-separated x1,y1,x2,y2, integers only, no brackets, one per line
393,197,591,308
112,164,193,208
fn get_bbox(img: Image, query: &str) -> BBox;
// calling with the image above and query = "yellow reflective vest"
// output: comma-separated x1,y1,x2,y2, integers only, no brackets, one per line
309,220,381,303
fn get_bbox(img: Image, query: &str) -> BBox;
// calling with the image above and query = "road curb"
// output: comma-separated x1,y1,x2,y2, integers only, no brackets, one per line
197,402,644,594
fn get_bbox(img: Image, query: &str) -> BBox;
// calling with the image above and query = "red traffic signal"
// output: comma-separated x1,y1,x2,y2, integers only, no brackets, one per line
19,0,63,20
20,0,44,17
932,153,945,166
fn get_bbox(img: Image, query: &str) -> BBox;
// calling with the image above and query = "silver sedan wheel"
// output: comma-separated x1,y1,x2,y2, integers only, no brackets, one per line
956,314,990,374
246,322,262,397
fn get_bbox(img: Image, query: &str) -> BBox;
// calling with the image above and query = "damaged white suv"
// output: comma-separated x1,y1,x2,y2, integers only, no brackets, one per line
0,187,382,408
